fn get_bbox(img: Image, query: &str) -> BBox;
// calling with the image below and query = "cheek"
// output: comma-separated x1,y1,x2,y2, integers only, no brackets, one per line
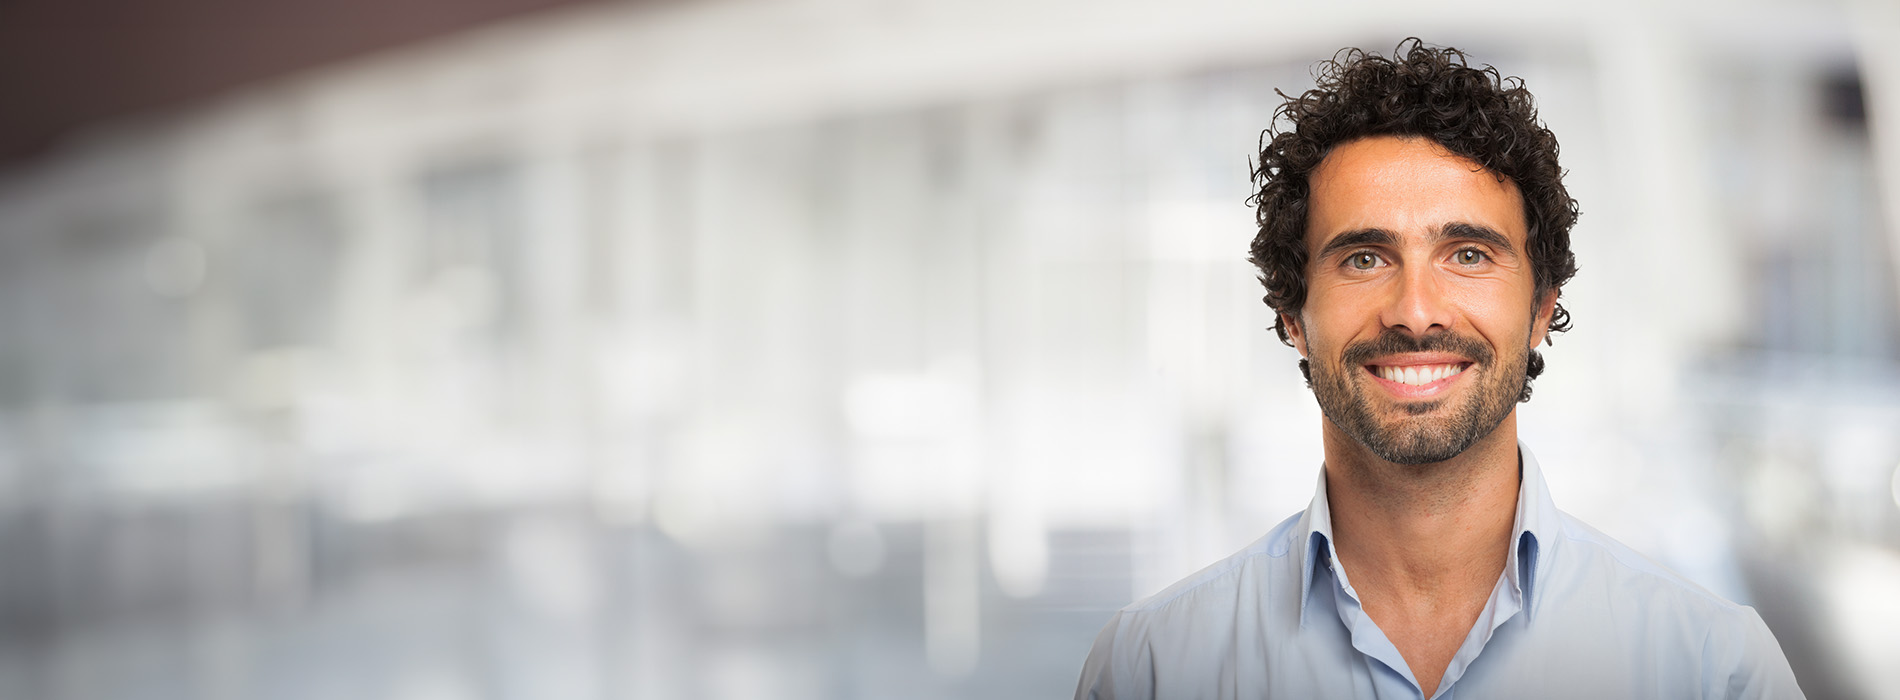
1301,285,1380,343
1455,287,1538,343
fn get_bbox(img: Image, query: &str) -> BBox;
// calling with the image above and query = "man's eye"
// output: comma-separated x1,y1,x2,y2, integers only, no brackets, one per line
1455,249,1488,265
1348,253,1380,270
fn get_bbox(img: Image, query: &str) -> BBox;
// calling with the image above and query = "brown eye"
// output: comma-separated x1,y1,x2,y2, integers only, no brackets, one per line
1349,253,1379,270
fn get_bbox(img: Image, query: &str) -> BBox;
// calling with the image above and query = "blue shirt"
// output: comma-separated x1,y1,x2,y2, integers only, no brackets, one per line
1075,443,1804,699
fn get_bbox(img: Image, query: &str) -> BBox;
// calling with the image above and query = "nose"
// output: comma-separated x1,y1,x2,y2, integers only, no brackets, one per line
1379,262,1454,336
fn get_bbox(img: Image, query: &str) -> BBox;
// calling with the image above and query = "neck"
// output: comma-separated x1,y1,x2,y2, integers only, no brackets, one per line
1322,412,1521,600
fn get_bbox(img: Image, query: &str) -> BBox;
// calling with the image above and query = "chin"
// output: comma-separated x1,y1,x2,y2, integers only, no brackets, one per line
1359,425,1477,465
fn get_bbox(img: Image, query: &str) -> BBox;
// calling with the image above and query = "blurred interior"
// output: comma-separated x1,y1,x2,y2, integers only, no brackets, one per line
1,0,1898,698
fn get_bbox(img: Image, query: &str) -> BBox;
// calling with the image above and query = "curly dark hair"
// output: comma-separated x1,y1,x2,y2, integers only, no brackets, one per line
1248,39,1579,402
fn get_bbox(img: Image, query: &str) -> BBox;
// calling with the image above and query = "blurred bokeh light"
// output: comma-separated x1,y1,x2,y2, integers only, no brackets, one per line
0,0,1898,699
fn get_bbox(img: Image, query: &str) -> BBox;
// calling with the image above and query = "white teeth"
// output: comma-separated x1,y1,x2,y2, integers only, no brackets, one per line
1376,363,1465,386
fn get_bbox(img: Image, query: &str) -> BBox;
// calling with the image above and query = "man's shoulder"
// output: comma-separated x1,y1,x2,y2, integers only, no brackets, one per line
1076,511,1309,697
1118,511,1305,619
1545,509,1756,621
1533,511,1805,695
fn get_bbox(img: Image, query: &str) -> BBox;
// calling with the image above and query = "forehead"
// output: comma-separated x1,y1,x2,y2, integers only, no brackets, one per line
1305,135,1525,249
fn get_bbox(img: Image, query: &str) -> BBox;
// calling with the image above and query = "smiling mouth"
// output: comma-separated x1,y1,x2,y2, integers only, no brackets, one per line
1367,362,1471,386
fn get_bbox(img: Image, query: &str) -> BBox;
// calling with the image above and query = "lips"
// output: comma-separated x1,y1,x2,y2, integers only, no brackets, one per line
1360,356,1476,399
1339,330,1492,399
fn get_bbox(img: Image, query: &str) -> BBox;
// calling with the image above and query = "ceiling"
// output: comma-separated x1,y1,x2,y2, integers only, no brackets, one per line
0,0,620,165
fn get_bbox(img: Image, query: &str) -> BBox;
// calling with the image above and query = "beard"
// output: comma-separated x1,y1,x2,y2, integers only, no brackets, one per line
1308,327,1528,465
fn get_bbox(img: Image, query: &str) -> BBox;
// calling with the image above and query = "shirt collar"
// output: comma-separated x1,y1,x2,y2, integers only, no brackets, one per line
1297,440,1558,626
1509,441,1557,619
1296,467,1340,627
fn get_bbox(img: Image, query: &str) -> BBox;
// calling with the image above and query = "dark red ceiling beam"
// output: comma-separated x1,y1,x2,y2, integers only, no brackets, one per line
0,0,622,167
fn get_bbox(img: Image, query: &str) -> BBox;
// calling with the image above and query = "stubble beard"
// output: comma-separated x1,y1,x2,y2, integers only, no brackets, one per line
1308,328,1528,465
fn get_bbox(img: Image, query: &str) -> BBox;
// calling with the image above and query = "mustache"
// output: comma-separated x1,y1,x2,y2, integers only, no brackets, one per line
1340,328,1494,367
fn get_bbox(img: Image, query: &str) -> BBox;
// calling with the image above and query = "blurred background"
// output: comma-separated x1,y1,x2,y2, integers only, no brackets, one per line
0,0,1897,698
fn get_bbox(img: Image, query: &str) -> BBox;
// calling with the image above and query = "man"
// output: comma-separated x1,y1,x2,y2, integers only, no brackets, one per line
1074,40,1803,699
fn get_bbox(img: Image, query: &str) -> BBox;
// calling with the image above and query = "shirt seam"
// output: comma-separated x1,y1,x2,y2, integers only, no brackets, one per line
1122,550,1277,613
1558,527,1751,614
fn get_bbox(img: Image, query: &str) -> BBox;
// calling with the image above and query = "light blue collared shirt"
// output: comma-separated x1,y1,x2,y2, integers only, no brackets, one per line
1075,443,1804,699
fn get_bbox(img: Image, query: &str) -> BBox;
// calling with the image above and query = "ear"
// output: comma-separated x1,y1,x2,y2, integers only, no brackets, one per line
1282,313,1309,358
1529,290,1559,347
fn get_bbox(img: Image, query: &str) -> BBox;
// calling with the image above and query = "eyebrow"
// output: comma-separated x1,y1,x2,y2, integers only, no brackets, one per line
1315,228,1398,261
1314,222,1519,260
1440,222,1518,258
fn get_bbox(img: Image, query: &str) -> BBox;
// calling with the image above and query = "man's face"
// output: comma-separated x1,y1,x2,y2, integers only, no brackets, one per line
1285,135,1555,465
